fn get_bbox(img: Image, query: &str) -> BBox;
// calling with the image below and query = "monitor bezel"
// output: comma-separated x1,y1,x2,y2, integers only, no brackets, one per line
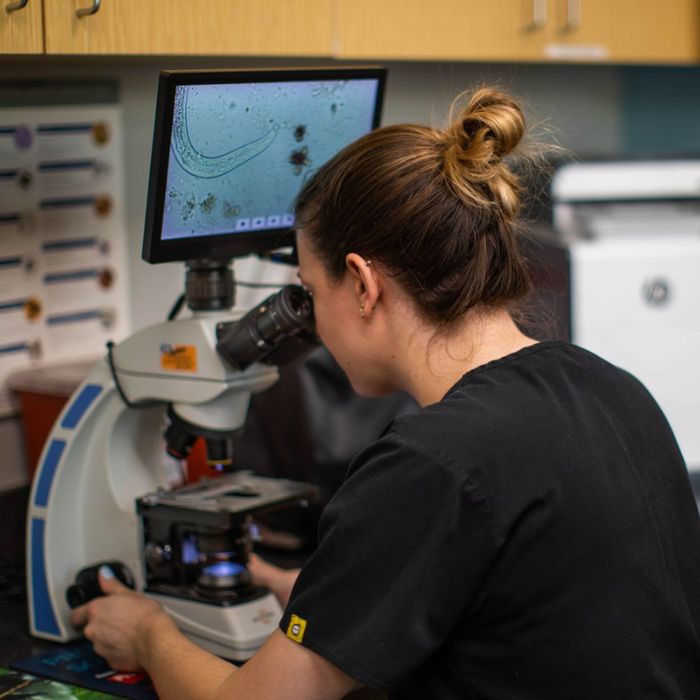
142,67,386,264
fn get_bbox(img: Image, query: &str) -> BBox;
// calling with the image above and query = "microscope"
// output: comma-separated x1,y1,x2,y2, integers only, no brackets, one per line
26,67,386,659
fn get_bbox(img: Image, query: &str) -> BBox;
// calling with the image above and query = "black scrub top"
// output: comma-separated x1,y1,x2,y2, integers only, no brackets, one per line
280,341,700,699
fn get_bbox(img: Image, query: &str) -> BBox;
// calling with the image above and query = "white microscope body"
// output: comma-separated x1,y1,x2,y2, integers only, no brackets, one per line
26,297,310,660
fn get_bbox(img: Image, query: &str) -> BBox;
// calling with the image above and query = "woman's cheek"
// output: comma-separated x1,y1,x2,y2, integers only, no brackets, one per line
311,305,326,342
313,303,336,345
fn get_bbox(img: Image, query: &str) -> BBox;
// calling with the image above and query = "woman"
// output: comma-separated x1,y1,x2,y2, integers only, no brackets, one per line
71,87,700,699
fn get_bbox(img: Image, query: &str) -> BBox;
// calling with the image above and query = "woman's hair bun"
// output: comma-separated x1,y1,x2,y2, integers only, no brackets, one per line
444,87,525,179
441,87,526,215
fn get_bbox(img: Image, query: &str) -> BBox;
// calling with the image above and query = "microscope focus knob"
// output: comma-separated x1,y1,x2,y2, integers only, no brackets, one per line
65,560,135,609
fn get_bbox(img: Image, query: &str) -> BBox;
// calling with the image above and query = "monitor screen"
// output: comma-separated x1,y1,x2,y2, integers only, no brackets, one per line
143,68,386,263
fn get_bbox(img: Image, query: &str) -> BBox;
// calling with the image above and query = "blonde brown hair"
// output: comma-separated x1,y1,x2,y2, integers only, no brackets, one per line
295,86,532,326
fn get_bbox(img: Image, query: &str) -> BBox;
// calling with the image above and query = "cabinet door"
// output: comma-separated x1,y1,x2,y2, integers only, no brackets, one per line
43,0,332,56
0,0,44,54
544,0,700,63
335,0,550,62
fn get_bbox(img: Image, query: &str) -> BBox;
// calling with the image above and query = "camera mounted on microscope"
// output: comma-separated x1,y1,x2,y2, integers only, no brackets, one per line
161,258,317,469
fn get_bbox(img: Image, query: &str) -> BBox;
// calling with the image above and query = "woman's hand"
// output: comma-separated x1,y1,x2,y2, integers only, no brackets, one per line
247,554,300,608
69,566,176,672
70,563,358,700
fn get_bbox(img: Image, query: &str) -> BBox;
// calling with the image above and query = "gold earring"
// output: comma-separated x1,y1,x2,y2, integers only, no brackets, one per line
360,302,365,319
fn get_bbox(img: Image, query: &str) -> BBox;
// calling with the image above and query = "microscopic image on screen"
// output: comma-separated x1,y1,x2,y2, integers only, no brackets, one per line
161,79,380,241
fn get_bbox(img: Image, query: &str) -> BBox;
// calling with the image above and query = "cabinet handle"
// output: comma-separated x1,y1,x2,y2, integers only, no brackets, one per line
561,0,582,32
5,0,29,13
76,0,101,17
525,0,547,31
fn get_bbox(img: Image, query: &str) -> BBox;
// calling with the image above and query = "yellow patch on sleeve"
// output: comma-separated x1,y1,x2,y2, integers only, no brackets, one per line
286,614,307,643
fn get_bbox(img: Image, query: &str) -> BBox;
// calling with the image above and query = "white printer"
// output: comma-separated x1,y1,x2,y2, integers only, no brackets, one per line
527,160,700,472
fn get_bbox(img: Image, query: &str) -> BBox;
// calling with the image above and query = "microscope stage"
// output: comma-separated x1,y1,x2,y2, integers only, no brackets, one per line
137,471,316,528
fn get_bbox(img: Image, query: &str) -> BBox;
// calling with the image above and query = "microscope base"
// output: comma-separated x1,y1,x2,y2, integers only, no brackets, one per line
149,590,283,661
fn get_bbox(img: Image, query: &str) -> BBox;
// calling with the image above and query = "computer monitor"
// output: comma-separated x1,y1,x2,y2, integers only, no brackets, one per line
142,67,386,264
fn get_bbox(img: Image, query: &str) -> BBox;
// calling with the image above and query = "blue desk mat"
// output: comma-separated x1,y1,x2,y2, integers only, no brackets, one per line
8,642,157,700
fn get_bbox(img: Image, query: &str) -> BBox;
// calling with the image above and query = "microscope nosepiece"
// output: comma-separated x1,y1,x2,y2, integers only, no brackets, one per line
164,412,197,460
164,405,237,471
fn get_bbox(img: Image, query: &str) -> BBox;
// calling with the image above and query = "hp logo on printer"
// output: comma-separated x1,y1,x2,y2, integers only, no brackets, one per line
642,279,671,307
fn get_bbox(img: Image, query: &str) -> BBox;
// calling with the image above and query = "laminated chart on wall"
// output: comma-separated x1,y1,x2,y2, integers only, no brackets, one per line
0,99,130,416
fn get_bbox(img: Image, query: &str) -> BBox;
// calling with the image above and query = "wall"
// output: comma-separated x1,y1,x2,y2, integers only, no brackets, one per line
1,55,700,490
621,65,700,155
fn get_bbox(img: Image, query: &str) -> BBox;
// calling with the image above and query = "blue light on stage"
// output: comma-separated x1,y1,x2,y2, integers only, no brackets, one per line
201,561,245,577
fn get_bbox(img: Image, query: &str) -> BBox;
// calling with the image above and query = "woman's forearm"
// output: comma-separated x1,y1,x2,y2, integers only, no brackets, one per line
140,612,236,700
247,554,300,607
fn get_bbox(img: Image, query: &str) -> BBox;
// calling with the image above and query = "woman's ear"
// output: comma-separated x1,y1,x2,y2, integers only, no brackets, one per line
345,253,380,318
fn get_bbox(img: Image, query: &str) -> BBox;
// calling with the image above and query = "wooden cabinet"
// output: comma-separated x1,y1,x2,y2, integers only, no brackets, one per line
2,0,699,63
544,0,700,63
0,0,44,54
335,0,700,64
335,0,551,63
42,0,333,56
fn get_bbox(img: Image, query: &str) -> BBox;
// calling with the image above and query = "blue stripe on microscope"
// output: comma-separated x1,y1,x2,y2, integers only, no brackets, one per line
34,440,66,508
60,384,102,429
30,518,60,636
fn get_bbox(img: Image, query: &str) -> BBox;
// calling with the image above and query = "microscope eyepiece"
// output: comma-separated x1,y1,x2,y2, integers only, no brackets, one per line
216,285,317,371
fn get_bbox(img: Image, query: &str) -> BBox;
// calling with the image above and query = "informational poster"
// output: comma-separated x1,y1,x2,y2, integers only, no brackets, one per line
0,103,130,416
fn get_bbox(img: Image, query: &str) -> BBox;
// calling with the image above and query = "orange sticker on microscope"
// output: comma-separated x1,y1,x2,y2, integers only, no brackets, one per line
286,614,307,643
160,344,197,372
